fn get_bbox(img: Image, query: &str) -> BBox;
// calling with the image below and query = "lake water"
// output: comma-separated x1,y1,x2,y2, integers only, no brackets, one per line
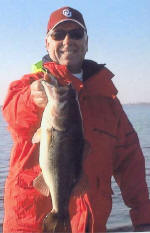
0,104,150,232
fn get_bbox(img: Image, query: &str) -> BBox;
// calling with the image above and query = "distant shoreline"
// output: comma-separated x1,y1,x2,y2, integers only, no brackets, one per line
123,102,150,105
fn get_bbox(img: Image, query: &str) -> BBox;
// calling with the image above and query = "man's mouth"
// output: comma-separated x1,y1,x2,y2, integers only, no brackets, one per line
60,49,76,56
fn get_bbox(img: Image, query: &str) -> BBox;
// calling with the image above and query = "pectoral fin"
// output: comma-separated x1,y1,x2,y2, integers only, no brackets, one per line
32,128,41,143
33,173,49,197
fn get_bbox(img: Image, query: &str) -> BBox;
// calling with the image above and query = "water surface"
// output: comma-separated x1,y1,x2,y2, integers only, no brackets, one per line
0,104,150,232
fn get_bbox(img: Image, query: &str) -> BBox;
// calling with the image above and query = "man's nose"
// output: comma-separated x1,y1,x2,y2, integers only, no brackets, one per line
63,33,72,45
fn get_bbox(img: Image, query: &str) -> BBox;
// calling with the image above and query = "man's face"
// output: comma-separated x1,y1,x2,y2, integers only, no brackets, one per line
46,21,88,73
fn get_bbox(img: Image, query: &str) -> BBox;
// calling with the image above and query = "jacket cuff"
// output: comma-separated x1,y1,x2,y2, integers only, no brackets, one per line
130,200,150,229
134,224,150,232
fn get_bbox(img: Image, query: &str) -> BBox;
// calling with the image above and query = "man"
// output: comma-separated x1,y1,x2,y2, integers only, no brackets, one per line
2,6,150,233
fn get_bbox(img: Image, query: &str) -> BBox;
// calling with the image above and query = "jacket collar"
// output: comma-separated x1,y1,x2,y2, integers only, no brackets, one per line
42,55,105,81
82,59,105,81
82,60,118,98
42,55,118,98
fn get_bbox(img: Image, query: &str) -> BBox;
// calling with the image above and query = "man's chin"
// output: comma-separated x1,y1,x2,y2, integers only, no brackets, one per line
60,60,75,68
59,59,82,72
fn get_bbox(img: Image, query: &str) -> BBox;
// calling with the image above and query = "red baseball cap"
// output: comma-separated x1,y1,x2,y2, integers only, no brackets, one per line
47,6,86,33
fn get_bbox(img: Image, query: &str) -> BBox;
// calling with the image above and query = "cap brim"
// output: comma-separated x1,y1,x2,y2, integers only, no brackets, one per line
50,19,86,32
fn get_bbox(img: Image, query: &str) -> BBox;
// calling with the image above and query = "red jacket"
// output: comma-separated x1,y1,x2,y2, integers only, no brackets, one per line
2,60,150,233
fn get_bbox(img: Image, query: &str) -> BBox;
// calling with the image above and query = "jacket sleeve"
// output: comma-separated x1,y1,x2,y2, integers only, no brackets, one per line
113,99,150,230
2,73,43,140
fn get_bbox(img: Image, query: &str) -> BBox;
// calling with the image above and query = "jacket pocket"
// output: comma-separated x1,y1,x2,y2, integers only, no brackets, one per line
100,186,114,199
96,176,113,198
93,127,117,139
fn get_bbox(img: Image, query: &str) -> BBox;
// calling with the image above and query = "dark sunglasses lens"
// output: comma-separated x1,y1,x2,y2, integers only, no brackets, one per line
69,29,84,39
50,29,85,41
51,31,66,40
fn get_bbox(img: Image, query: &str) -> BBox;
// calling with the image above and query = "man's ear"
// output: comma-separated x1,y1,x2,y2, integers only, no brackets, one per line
85,35,88,52
45,36,48,50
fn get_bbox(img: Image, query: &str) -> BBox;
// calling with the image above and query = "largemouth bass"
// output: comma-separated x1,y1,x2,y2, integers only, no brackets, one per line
33,73,84,233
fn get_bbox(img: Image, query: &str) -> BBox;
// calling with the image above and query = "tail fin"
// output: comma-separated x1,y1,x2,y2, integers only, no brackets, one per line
42,212,71,233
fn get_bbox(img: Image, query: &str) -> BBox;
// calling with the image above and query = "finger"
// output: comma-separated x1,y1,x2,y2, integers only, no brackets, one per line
44,72,51,83
35,97,47,104
31,80,45,91
31,90,47,98
33,97,48,108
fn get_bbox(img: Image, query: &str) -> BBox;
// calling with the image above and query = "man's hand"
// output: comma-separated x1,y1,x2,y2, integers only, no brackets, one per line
30,79,48,108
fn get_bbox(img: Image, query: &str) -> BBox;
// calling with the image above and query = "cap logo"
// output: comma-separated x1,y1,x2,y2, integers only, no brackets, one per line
63,9,72,18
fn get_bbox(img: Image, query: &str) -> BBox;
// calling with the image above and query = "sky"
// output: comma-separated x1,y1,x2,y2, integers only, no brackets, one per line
0,0,150,104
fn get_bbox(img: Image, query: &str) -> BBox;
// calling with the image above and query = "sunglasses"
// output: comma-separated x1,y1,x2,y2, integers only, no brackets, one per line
49,28,85,41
